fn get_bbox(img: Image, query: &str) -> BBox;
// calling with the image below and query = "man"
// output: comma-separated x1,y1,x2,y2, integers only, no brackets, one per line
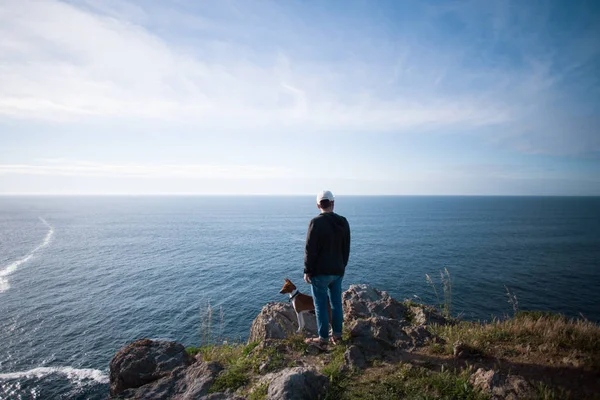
304,190,351,346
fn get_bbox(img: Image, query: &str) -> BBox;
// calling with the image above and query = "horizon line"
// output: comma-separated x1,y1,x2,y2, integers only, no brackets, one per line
0,193,598,197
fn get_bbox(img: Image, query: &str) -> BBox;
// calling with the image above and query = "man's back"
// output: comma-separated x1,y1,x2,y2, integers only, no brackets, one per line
304,212,351,277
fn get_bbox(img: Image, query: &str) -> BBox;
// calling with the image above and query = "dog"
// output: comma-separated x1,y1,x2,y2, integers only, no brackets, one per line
279,278,331,333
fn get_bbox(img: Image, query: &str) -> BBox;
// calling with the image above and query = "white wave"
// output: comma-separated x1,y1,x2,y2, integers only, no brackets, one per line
0,366,108,384
0,217,54,293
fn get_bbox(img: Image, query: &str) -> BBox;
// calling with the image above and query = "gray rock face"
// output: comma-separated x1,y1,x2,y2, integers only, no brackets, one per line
469,368,535,400
109,339,193,396
248,302,317,343
109,339,237,400
201,394,246,400
453,341,483,359
342,285,441,359
343,285,410,321
265,367,329,400
344,345,367,370
177,361,224,399
410,305,451,326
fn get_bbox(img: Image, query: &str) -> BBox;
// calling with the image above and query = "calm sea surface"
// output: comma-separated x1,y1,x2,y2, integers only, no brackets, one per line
1,196,599,399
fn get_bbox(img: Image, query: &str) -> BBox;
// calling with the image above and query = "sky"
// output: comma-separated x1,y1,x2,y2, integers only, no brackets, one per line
0,0,599,195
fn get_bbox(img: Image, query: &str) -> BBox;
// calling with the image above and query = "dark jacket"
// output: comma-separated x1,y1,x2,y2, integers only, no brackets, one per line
304,212,351,276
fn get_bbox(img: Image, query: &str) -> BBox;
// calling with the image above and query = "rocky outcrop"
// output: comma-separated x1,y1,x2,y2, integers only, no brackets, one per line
109,340,241,399
109,339,193,396
109,285,451,399
344,345,367,370
260,367,329,400
342,285,442,361
469,368,536,400
343,285,410,321
248,302,317,343
453,341,484,359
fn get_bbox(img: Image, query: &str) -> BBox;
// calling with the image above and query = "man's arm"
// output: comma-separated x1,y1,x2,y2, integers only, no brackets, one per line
343,219,351,267
304,219,318,275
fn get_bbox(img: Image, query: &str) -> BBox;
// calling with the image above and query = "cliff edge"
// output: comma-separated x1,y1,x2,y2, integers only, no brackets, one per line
108,284,600,399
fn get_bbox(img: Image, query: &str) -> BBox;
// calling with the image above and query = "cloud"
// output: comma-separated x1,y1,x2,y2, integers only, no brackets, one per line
0,0,510,132
0,160,289,179
0,0,597,157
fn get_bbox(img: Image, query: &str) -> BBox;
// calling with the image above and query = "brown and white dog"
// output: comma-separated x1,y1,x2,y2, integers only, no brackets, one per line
279,278,331,333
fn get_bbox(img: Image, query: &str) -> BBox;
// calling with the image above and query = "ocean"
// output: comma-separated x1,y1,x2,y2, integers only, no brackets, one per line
1,196,599,399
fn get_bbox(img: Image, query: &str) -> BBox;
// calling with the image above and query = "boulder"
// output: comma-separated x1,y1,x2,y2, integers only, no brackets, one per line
409,305,451,326
111,360,226,400
177,361,224,399
469,368,500,393
263,367,329,400
248,302,317,343
201,394,246,400
344,345,367,370
109,339,193,396
343,285,410,321
453,341,483,359
469,368,536,400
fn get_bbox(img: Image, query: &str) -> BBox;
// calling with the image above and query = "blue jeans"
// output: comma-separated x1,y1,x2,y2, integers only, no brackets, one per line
310,275,343,341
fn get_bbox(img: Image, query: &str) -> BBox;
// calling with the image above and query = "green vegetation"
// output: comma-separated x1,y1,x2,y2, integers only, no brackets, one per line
187,340,291,394
327,363,488,400
247,383,269,400
183,310,600,399
209,364,250,393
322,343,346,381
185,278,599,400
427,311,600,366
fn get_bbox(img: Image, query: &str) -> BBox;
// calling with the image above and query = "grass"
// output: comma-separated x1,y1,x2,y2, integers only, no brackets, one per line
327,363,488,400
185,281,599,399
427,312,600,368
247,383,269,400
209,365,250,393
199,302,225,347
322,343,347,381
183,310,600,398
426,268,453,317
186,340,290,394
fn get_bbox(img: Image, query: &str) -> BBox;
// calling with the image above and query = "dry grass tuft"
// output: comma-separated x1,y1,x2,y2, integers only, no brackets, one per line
428,312,600,368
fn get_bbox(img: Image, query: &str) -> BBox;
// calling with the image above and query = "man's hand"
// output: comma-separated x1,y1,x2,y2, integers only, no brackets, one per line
304,273,312,284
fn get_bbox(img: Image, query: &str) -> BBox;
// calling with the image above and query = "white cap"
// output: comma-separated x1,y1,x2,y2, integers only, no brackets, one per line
316,190,335,203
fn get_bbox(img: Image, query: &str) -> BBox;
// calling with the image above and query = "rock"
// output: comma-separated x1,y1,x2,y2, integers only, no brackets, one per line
305,342,324,355
337,285,445,360
201,394,246,400
501,375,536,399
177,361,223,399
469,368,535,400
348,316,434,357
110,360,224,400
453,341,483,359
264,367,329,400
115,366,186,400
109,339,193,396
344,345,366,370
404,325,435,349
469,368,500,393
343,285,409,321
248,302,317,342
409,305,450,326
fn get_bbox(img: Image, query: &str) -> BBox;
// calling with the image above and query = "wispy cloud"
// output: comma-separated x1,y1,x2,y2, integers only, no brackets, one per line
0,0,598,197
0,0,512,132
0,160,289,179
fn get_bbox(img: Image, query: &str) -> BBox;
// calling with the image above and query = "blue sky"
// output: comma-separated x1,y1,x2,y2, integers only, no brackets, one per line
0,0,599,195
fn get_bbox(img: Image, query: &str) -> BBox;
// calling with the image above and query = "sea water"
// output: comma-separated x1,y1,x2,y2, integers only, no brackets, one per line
1,196,599,399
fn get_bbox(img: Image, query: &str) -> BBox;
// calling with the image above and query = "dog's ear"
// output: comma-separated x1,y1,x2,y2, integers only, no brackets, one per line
284,277,290,282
